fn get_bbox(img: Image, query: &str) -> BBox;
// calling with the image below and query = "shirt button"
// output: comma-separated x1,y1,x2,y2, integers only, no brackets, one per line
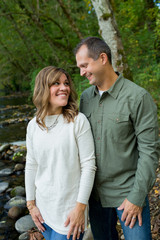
116,118,119,122
97,137,100,140
98,120,101,123
99,104,102,107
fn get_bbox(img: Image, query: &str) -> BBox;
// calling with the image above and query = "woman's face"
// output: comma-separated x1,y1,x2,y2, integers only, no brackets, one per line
48,73,70,114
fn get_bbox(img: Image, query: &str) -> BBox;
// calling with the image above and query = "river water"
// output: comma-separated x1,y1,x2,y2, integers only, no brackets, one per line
0,94,34,143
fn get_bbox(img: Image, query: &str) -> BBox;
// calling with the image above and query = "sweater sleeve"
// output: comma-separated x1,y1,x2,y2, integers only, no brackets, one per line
25,118,38,201
74,113,96,204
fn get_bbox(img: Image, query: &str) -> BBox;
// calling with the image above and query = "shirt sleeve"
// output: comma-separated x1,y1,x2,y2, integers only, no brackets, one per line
25,119,38,201
74,113,96,204
127,92,160,206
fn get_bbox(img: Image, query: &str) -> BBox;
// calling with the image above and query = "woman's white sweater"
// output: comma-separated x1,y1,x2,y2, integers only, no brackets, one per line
25,113,96,235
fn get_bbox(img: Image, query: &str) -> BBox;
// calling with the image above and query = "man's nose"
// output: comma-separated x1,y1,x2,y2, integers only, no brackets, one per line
80,68,86,76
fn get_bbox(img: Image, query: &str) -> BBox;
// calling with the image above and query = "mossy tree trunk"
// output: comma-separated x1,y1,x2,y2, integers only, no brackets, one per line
91,0,132,79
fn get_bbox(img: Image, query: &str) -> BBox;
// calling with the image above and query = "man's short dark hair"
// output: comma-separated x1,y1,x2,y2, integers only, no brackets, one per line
74,36,112,64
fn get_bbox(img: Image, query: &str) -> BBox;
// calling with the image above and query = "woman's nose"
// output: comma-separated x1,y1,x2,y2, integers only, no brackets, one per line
60,83,67,90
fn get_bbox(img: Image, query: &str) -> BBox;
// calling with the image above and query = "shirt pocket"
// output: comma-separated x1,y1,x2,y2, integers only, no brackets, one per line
107,113,133,142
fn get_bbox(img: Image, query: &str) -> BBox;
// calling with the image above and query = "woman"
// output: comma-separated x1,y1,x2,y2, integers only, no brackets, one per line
25,66,96,240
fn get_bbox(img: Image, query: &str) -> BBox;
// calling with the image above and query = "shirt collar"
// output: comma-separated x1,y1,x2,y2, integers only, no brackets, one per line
93,73,124,99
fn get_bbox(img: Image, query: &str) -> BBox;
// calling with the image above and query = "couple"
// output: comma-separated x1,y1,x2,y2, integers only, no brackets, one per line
25,37,159,240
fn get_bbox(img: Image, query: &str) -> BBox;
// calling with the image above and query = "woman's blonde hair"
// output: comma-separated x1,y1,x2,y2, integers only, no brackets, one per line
33,66,78,129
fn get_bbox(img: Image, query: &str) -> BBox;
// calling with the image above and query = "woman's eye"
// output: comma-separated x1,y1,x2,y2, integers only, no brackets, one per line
65,82,69,86
53,82,59,85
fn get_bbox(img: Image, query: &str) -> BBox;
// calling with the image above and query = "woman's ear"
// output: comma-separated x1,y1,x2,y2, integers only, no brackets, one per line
100,53,108,65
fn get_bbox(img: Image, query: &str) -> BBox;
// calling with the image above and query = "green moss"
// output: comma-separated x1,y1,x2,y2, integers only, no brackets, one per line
117,60,122,66
101,13,112,21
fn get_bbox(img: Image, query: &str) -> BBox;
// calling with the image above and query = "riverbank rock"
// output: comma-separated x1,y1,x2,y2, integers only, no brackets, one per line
0,144,10,153
4,196,26,209
0,168,13,176
15,215,36,233
12,147,26,163
0,182,9,193
83,227,93,240
8,206,25,220
10,186,25,197
19,232,29,240
14,163,25,171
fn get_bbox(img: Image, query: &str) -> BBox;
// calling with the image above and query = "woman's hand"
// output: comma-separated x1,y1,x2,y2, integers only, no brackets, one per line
64,202,86,240
27,200,45,232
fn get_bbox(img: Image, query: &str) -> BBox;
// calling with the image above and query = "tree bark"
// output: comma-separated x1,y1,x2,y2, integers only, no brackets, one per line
91,0,131,78
57,0,83,39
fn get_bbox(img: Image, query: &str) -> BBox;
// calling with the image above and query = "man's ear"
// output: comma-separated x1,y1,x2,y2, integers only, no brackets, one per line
100,53,108,65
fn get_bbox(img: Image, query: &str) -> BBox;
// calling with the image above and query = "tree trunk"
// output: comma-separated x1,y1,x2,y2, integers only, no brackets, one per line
91,0,131,78
57,0,83,39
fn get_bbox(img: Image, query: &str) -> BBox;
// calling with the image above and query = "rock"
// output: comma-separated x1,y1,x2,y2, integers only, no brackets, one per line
14,163,24,171
120,234,125,239
12,150,26,163
83,227,93,240
10,186,25,197
6,149,13,155
8,206,24,219
0,144,10,153
157,173,160,179
15,215,36,233
0,168,13,176
19,232,29,240
4,196,26,209
0,220,6,229
0,217,14,229
0,182,9,193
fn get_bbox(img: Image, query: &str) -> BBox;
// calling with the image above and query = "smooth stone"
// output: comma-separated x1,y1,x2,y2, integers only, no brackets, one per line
8,206,24,219
0,168,12,176
10,186,25,197
14,163,24,171
0,182,9,193
19,232,29,240
6,150,13,155
0,217,14,229
83,227,93,240
0,144,10,153
15,215,36,233
4,196,26,209
0,220,6,229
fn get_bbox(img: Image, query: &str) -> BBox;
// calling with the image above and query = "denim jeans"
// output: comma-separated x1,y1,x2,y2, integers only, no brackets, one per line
89,196,152,240
42,223,84,240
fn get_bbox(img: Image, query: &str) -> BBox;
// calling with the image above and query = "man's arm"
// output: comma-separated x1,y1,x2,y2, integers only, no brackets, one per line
119,92,159,227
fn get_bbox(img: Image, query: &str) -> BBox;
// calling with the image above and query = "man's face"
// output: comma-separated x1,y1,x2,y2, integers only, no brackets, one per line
76,45,104,86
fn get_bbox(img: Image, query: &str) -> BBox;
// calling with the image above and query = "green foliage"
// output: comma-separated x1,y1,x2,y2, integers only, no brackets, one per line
0,0,98,93
112,0,160,122
0,0,159,123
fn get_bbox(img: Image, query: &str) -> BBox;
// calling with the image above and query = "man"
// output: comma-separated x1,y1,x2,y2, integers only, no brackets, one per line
74,37,159,240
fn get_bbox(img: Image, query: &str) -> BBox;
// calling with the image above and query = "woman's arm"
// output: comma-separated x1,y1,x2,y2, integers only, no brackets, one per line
65,113,96,240
25,120,45,232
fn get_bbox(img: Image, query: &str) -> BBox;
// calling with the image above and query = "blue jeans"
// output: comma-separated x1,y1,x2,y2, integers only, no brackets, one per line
89,196,152,240
42,223,84,240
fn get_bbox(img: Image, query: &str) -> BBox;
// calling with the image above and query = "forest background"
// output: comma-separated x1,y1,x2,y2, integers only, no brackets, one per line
0,0,159,122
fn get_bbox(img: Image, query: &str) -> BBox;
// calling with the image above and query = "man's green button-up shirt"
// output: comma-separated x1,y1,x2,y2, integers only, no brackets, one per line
80,74,159,207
